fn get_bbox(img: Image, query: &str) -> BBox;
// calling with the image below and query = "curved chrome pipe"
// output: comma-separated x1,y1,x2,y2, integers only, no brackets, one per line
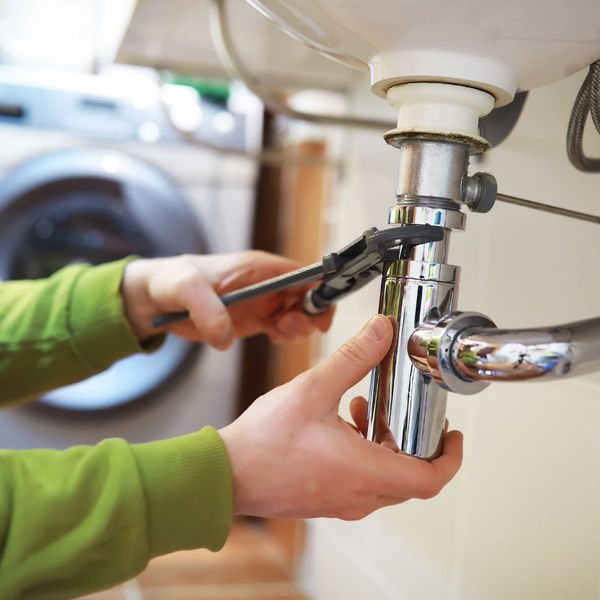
454,317,600,383
409,313,600,391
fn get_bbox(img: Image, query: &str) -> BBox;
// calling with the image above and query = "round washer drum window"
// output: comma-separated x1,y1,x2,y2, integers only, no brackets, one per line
0,147,207,411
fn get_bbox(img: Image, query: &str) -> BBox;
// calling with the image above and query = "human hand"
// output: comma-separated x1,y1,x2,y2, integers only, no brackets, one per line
219,315,463,520
121,251,334,348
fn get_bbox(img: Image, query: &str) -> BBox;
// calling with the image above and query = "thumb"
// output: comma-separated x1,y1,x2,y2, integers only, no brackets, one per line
307,315,393,403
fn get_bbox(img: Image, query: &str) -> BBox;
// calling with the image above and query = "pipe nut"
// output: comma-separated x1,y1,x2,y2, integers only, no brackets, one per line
408,311,496,395
463,172,497,213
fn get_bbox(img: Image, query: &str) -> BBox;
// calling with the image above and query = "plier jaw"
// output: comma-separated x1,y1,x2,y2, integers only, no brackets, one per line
302,224,444,314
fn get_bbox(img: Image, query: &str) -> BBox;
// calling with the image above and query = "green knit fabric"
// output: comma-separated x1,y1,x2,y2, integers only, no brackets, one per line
0,258,154,404
0,261,233,598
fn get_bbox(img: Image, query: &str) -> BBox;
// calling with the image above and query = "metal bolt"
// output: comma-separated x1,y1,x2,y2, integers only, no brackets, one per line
462,172,497,213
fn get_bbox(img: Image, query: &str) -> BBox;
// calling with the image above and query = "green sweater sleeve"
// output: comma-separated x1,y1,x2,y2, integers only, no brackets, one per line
0,258,161,406
0,427,233,599
0,261,234,597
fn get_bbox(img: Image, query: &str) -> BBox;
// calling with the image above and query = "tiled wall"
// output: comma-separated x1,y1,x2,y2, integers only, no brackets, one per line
301,69,600,600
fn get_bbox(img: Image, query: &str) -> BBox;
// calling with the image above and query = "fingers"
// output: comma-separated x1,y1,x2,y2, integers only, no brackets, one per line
348,397,462,501
339,496,410,521
273,293,334,335
267,306,336,343
370,402,400,452
349,396,368,437
156,269,235,349
217,251,302,294
305,315,393,403
274,312,315,339
362,429,464,500
218,251,336,342
187,291,234,349
431,430,464,486
312,307,335,333
139,251,333,348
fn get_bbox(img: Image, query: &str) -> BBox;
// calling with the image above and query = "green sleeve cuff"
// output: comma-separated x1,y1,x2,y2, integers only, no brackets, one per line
131,427,233,556
68,257,164,371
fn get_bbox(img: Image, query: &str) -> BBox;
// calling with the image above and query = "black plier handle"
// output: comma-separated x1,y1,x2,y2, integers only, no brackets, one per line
152,224,443,328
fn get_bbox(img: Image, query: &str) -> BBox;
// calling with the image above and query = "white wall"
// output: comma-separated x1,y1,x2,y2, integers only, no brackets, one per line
301,69,600,600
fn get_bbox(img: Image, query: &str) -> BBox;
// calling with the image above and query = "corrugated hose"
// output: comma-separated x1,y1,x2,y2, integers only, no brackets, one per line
567,60,600,172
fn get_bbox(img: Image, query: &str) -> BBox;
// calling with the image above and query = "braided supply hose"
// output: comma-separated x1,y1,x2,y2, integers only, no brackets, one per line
567,61,600,172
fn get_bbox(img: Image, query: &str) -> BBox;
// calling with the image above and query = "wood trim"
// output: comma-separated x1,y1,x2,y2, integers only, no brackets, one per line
272,140,328,386
236,112,282,414
236,117,330,572
267,140,329,569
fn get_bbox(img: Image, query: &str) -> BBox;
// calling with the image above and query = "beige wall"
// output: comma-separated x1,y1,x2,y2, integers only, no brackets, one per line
301,69,600,600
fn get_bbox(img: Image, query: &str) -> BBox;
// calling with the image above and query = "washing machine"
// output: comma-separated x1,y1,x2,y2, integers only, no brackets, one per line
0,68,258,449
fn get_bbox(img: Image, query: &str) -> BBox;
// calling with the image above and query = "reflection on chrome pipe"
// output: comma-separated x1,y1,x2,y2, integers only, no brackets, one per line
454,317,600,382
367,259,459,459
367,138,470,460
408,313,600,390
408,312,494,395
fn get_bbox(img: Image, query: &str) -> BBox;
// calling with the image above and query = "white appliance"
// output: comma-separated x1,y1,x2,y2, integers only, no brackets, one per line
0,69,257,449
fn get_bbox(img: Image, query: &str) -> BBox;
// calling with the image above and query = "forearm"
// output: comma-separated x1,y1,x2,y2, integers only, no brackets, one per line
0,259,158,405
0,427,232,599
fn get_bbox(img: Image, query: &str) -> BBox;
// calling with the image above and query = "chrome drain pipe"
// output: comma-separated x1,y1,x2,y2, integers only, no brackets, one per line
409,313,600,388
365,82,499,459
366,138,475,459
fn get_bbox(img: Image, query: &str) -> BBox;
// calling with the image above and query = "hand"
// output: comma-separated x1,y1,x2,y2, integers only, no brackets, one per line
219,315,463,520
121,251,334,349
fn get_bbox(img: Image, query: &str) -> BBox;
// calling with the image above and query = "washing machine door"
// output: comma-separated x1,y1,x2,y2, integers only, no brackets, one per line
0,147,206,411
